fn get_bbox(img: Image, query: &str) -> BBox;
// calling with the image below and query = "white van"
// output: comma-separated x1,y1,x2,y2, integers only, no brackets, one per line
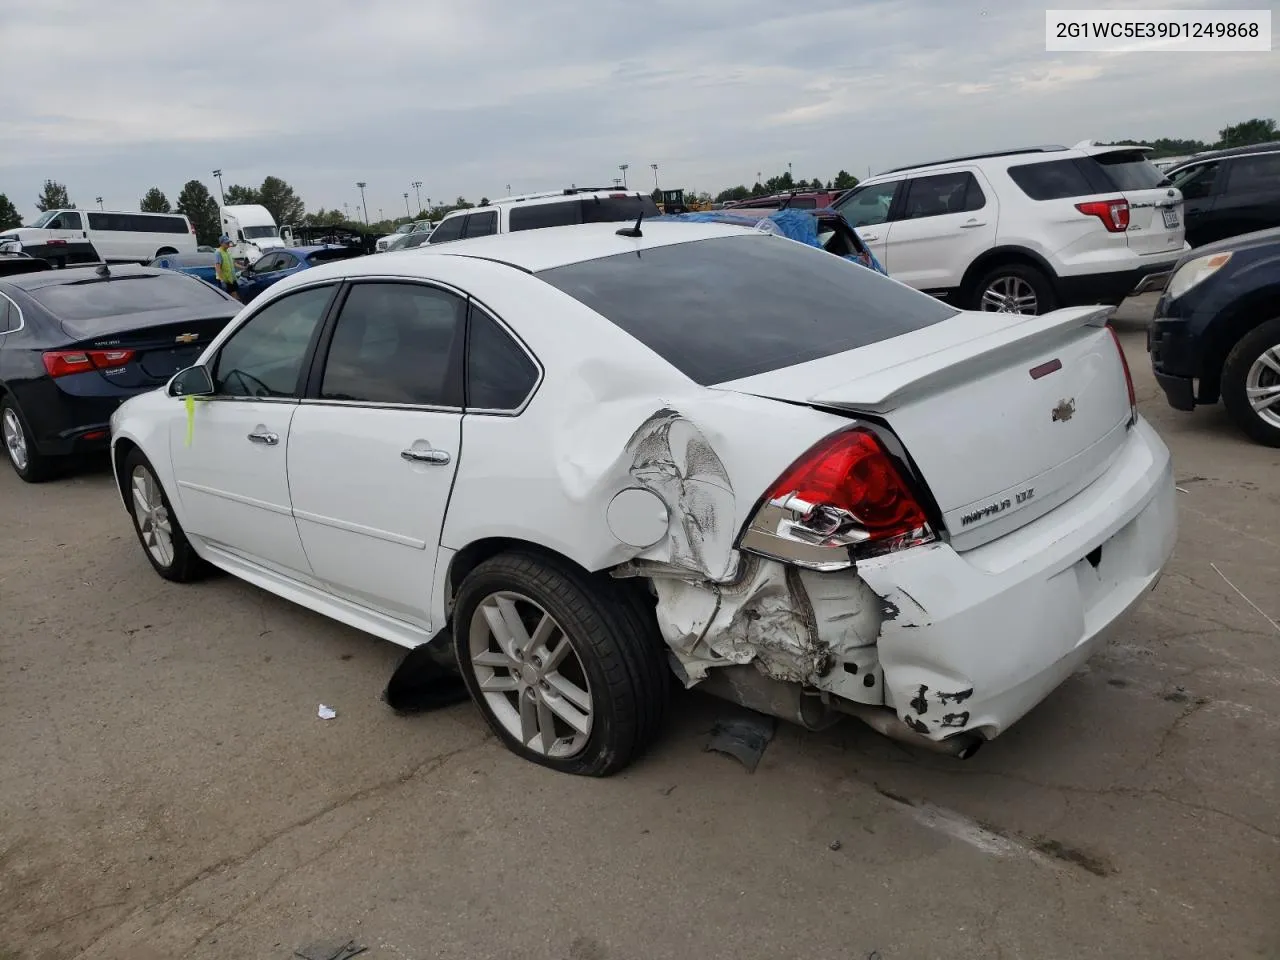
0,209,197,266
219,204,285,261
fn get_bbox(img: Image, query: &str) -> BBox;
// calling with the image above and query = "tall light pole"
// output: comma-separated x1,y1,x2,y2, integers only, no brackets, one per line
95,197,104,210
619,163,629,188
787,161,793,182
404,192,411,218
506,184,511,195
355,182,369,225
411,181,423,214
613,178,623,188
379,208,384,222
343,202,350,220
650,163,658,191
212,169,225,202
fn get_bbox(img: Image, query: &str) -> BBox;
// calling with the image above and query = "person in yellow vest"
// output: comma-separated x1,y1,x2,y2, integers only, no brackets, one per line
214,235,240,301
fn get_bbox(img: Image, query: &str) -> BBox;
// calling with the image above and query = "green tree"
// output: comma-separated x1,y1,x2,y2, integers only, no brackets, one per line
176,179,220,247
256,176,305,226
140,187,171,213
223,184,259,205
831,169,859,190
0,193,21,229
1217,117,1277,149
479,197,490,206
715,185,750,203
36,179,73,212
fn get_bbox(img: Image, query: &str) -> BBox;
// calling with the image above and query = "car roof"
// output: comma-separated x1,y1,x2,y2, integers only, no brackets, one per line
437,189,649,221
301,221,757,278
1166,140,1280,169
3,263,164,291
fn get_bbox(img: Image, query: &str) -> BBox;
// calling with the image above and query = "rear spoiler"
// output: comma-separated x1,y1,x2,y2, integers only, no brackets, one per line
811,306,1114,414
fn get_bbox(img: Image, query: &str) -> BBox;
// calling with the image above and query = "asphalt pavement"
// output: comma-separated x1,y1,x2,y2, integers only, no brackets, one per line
1,294,1277,960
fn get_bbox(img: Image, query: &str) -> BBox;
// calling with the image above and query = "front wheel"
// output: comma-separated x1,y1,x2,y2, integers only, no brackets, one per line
1221,316,1280,447
122,449,209,581
972,263,1057,315
453,551,668,776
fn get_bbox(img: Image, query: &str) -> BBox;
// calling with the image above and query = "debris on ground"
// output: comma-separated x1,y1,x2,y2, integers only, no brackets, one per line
382,630,471,714
293,939,366,960
1210,562,1280,635
317,704,337,720
704,712,777,772
828,839,843,851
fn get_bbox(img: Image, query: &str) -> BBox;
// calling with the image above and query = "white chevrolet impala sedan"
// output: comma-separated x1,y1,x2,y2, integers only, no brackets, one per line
109,220,1177,776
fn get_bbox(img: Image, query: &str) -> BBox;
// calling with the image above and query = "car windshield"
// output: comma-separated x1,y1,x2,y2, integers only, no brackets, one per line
30,211,59,228
242,226,278,239
395,224,415,234
30,273,229,320
537,234,955,385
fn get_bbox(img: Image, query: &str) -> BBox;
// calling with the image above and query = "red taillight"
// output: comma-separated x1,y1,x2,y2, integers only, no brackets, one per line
42,349,136,378
759,427,932,552
1105,324,1137,423
1075,198,1130,233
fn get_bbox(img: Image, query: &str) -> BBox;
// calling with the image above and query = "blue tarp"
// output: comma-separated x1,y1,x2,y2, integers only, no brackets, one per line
653,208,887,275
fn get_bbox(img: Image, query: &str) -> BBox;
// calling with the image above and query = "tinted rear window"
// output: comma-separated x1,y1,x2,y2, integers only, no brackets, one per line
30,273,228,321
508,196,661,232
1091,150,1168,190
1007,159,1101,200
537,235,955,385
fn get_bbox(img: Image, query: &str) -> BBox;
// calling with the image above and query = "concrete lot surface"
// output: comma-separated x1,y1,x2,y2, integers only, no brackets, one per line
1,295,1277,960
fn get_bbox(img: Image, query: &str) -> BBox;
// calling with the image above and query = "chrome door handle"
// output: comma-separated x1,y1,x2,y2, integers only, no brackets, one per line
860,232,880,241
959,220,987,228
247,430,279,445
401,448,450,465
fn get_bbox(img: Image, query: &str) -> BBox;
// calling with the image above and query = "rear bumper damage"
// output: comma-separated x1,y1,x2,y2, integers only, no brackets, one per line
630,416,1176,751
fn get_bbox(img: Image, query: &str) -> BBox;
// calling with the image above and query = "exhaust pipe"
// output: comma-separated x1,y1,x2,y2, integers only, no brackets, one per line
834,702,985,759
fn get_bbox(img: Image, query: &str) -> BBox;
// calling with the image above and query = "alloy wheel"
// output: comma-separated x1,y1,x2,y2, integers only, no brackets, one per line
468,591,593,758
1246,344,1280,429
2,408,28,471
980,275,1039,314
131,466,175,568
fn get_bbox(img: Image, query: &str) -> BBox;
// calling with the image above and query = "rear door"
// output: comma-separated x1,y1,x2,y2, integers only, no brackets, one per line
834,180,904,270
878,169,997,293
1216,152,1280,240
1086,147,1184,257
287,280,466,627
1168,160,1224,247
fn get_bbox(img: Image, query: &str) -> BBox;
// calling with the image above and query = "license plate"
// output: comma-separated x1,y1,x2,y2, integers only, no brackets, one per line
1162,208,1180,229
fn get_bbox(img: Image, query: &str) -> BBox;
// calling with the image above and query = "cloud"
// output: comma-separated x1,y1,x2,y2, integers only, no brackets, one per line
0,0,1274,217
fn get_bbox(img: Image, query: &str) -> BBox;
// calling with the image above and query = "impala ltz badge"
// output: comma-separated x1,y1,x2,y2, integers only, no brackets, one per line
175,333,198,344
1052,398,1076,423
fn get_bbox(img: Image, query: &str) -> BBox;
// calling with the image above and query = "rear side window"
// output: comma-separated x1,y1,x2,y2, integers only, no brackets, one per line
464,211,497,238
902,172,985,219
508,196,662,232
1007,159,1100,200
509,201,581,232
428,215,465,244
1171,162,1220,200
320,282,465,406
537,235,955,385
579,195,660,223
1090,150,1168,190
29,273,229,321
1227,153,1280,192
466,306,539,411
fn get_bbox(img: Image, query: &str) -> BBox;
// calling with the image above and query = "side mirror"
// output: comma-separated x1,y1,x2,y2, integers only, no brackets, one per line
168,365,214,398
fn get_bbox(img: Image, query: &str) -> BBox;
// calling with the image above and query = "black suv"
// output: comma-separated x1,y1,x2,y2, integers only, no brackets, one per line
1165,143,1280,248
1149,226,1280,446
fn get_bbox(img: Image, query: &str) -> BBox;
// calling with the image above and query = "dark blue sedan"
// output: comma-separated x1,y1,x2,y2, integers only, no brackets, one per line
236,245,364,303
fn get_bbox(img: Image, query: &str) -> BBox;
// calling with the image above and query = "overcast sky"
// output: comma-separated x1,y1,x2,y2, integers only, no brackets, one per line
0,0,1274,220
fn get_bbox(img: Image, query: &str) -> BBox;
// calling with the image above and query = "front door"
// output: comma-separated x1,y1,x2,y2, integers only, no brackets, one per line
286,279,467,628
879,169,998,294
170,283,336,578
1170,160,1223,247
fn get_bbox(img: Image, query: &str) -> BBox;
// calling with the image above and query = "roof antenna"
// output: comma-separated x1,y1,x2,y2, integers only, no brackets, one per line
95,262,111,278
615,210,644,238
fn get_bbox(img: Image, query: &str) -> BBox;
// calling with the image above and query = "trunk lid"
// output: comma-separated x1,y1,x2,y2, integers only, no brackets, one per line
1086,146,1185,256
67,311,236,389
719,306,1134,551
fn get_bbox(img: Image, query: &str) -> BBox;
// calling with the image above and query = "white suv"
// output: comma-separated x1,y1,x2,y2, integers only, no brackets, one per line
833,141,1188,314
426,188,660,245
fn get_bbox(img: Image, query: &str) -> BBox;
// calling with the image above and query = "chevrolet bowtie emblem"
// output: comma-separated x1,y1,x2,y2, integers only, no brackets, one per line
175,333,198,344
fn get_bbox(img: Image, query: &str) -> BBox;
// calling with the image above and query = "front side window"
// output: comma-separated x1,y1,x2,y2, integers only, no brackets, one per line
467,306,539,411
213,285,333,398
1170,162,1220,201
836,181,900,226
428,215,465,244
319,282,465,406
51,211,83,231
902,172,985,219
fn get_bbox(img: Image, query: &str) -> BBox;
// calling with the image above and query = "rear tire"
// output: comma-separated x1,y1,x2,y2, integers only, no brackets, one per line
1,397,62,483
1221,316,1280,447
122,449,209,581
452,551,668,776
972,263,1057,315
